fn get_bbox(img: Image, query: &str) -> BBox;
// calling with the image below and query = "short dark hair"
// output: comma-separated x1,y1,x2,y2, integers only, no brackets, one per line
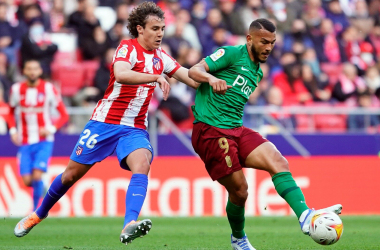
249,18,276,33
127,2,165,38
23,59,41,69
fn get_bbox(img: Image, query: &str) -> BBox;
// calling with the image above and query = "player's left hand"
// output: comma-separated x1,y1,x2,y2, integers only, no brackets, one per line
39,126,56,137
157,75,171,101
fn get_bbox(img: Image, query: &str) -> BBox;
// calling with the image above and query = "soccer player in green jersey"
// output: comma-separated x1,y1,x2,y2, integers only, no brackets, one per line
188,19,343,250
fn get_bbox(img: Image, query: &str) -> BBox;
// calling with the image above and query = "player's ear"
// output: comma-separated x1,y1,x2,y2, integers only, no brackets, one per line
246,34,253,45
136,25,143,36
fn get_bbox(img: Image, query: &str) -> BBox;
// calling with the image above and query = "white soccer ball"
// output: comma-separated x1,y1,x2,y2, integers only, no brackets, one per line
309,211,344,245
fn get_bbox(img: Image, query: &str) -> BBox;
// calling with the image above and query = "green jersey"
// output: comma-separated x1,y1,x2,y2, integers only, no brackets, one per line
192,45,263,129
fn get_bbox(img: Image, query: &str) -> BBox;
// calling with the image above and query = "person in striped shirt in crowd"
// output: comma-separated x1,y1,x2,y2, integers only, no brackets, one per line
7,59,68,211
14,2,199,245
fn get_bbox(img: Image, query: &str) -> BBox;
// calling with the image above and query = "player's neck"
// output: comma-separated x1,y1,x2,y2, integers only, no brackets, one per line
136,37,154,51
26,79,40,87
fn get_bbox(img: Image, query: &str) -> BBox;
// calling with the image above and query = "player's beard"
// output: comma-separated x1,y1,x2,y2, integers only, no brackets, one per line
251,43,268,63
26,76,39,85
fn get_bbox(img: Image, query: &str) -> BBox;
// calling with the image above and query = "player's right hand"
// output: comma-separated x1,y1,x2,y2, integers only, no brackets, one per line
208,76,232,95
157,75,171,101
10,133,20,146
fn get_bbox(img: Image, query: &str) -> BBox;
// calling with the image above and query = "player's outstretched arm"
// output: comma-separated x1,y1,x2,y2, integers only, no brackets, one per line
188,59,231,95
171,67,201,90
114,61,162,85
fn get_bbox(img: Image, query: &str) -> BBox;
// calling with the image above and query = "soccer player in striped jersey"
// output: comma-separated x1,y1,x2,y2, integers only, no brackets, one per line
14,2,199,245
8,59,68,211
189,19,342,249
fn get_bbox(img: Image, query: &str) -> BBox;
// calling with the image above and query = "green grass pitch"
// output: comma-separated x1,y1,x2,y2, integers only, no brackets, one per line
1,216,379,250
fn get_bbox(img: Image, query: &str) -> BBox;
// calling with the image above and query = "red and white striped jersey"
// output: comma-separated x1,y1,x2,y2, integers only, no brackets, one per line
8,79,68,145
91,38,181,129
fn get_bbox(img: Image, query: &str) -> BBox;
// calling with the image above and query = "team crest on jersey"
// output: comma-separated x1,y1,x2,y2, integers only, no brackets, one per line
116,45,128,58
210,49,225,61
76,145,83,156
153,57,161,70
37,93,44,103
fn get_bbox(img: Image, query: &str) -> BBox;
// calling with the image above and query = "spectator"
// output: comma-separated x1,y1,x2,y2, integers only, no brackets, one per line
364,66,380,94
265,85,297,129
312,18,342,63
157,76,192,123
80,25,112,60
115,2,134,36
93,47,115,99
197,8,223,57
0,86,8,134
350,0,373,36
325,0,350,34
273,62,313,106
332,63,367,106
301,48,322,76
50,0,65,32
239,0,268,32
283,19,314,54
157,0,181,27
0,52,14,102
218,0,245,36
67,0,86,30
164,23,192,65
0,2,16,64
77,4,100,42
301,63,330,102
165,9,202,51
20,3,51,31
190,0,207,30
108,19,125,48
347,89,380,132
20,20,58,77
365,22,380,61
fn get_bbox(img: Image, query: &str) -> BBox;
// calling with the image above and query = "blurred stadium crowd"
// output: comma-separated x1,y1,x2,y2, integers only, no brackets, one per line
0,0,380,134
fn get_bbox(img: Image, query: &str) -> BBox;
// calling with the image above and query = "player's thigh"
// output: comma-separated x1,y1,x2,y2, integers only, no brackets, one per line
237,126,268,166
116,128,153,173
70,120,121,166
33,141,54,173
17,145,33,177
244,141,289,176
191,122,242,181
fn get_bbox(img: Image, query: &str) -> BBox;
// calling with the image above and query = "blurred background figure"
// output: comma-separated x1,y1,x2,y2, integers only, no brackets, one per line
20,20,58,78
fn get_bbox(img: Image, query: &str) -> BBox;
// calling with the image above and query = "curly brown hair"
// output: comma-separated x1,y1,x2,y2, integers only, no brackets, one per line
127,2,165,38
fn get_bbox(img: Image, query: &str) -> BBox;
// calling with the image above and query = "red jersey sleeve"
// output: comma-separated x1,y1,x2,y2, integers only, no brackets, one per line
113,40,136,67
161,49,181,77
50,83,69,129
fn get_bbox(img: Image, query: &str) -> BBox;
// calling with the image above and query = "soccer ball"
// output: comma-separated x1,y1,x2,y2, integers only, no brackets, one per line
309,211,344,245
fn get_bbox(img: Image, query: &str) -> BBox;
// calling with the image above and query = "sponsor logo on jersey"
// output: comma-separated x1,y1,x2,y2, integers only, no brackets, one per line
232,75,253,97
116,45,128,58
210,49,225,61
153,57,161,70
76,145,83,156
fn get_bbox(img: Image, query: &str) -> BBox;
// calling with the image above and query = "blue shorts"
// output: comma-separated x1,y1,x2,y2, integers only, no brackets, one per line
70,120,154,170
17,141,53,176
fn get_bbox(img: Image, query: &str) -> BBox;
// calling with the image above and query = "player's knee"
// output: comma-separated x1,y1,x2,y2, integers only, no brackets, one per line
61,171,79,186
231,183,248,206
23,180,32,187
129,160,151,174
272,152,289,174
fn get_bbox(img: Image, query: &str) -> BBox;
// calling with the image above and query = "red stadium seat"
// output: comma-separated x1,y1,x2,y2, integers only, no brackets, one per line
320,63,343,84
82,60,100,86
54,63,85,97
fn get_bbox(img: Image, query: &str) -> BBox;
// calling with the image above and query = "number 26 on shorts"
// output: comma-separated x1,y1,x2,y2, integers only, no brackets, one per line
218,137,232,167
79,129,99,149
